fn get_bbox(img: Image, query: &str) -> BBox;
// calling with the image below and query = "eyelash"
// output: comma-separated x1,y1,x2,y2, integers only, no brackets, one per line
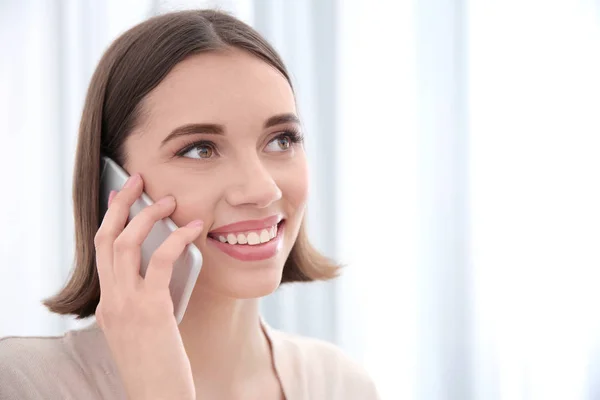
174,129,305,158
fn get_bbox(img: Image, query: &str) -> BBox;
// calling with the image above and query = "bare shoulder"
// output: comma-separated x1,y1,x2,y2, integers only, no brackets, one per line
270,329,380,399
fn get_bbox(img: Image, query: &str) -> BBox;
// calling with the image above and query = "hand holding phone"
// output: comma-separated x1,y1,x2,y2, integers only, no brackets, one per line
95,160,201,400
99,157,202,323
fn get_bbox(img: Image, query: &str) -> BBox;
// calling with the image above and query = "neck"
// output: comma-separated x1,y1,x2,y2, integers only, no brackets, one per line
178,286,273,389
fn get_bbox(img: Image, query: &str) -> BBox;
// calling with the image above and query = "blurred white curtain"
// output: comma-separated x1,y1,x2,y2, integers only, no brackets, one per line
2,1,600,400
0,0,158,336
338,2,600,400
467,1,600,399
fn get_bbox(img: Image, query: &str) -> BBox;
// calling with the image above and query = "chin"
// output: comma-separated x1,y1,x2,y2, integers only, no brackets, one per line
227,268,283,299
197,257,286,299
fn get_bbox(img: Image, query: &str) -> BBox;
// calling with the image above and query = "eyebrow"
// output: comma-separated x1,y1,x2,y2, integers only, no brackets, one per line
264,113,300,128
160,113,300,147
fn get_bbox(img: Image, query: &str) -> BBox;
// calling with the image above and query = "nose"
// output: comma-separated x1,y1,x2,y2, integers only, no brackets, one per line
225,157,282,209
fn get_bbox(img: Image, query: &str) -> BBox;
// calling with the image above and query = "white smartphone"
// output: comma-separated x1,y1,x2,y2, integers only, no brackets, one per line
99,156,202,324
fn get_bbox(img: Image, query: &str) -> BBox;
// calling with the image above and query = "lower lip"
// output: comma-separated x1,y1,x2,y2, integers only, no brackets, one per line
207,221,285,262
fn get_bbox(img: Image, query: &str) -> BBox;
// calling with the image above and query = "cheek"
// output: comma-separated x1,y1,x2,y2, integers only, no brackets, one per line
274,152,309,210
142,167,223,227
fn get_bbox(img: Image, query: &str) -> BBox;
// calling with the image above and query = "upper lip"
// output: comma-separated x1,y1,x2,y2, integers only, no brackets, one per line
209,215,283,234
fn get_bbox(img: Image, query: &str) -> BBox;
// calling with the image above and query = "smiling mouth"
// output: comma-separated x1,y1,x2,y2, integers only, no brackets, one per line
207,220,285,246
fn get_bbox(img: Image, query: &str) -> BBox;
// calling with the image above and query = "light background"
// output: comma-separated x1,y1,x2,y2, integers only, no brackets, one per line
1,1,600,399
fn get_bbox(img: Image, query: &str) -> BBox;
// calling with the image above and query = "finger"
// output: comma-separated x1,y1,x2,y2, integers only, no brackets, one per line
144,220,204,290
112,196,177,287
94,174,142,287
97,174,143,242
108,190,117,207
94,232,115,288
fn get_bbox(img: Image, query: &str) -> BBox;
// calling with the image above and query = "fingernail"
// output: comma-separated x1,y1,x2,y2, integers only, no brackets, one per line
187,220,203,228
124,174,140,189
108,190,117,207
157,196,175,206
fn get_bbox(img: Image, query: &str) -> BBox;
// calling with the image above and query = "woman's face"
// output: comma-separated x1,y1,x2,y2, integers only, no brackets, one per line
123,50,308,298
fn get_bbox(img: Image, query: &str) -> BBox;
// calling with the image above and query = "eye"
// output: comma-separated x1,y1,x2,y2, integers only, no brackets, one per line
266,136,291,152
178,141,216,159
265,131,303,153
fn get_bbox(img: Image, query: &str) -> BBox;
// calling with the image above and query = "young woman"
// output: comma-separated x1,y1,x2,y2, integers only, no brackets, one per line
0,9,378,400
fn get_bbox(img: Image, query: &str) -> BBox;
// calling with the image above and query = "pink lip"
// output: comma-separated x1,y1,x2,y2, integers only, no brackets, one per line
208,221,285,262
209,215,282,234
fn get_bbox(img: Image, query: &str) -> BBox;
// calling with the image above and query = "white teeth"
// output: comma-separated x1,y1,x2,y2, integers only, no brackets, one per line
214,224,280,245
226,233,238,245
259,229,270,243
247,232,261,245
236,233,247,244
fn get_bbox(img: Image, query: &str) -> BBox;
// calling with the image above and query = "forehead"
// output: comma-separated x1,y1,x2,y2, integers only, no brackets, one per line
139,49,296,133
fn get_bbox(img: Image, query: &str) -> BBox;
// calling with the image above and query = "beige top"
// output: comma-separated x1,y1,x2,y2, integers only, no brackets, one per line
0,321,379,399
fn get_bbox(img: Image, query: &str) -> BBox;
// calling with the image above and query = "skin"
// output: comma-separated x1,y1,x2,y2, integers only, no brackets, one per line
95,49,308,399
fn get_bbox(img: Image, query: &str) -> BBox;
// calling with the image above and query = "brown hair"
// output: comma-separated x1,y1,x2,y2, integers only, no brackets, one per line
44,9,339,319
